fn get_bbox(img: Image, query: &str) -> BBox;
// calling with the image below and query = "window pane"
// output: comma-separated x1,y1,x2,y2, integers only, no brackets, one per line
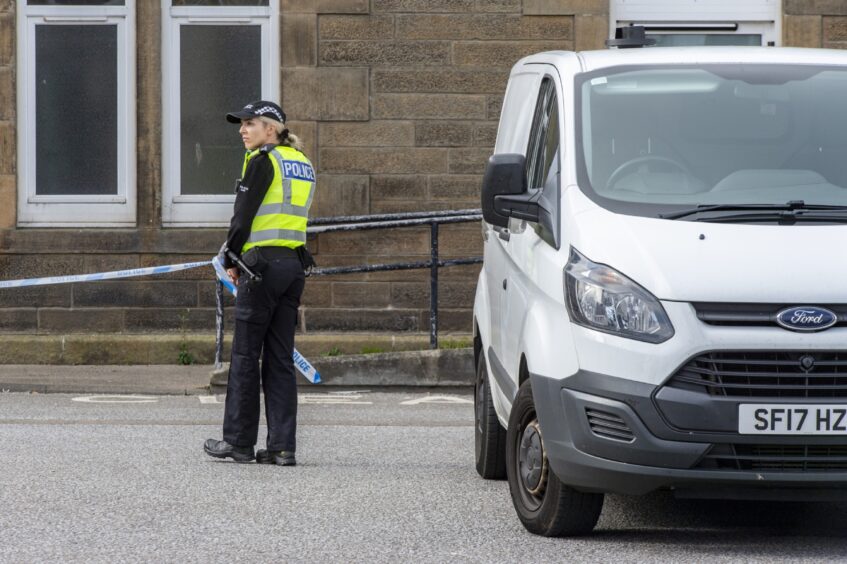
171,1,269,6
649,34,762,47
180,25,261,196
28,1,125,5
36,24,118,195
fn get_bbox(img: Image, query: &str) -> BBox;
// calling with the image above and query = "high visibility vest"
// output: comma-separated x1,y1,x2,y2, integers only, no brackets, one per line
241,145,316,253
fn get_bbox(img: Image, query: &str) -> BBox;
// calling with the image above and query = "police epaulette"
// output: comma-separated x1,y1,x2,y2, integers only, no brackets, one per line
260,143,276,154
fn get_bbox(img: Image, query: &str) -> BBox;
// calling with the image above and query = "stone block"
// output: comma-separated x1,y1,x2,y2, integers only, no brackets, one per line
440,223,484,255
449,148,492,174
429,175,482,200
373,94,487,120
0,13,12,66
0,254,85,279
0,336,63,364
371,175,427,200
318,227,430,255
319,121,414,147
198,282,236,308
415,122,473,147
0,121,14,175
785,0,847,15
282,68,369,121
454,40,570,67
320,147,449,174
373,68,509,94
524,0,606,15
0,174,14,228
440,263,483,282
319,15,394,40
392,281,476,308
473,123,498,146
824,16,847,43
301,280,332,307
304,308,421,331
124,307,217,332
575,13,608,51
396,14,572,41
487,95,504,120
475,0,521,12
73,281,199,308
138,255,212,281
369,200,462,214
0,1,13,12
38,308,125,333
432,308,474,332
0,285,70,308
0,309,37,332
311,174,369,218
787,15,823,48
332,282,392,306
374,0,473,11
283,0,369,13
84,254,140,274
282,14,317,67
320,40,451,66
0,66,13,121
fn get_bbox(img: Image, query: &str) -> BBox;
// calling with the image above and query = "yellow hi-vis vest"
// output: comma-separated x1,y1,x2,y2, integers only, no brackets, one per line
241,145,316,253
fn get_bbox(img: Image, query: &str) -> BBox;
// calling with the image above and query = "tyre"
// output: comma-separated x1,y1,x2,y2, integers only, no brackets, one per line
474,353,507,479
506,379,604,536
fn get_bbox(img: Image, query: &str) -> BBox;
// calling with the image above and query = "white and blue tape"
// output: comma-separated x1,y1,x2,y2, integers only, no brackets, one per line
0,256,322,384
211,256,321,384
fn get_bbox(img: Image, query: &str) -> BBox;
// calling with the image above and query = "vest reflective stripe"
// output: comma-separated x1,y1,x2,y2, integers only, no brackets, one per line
242,145,315,253
248,229,307,244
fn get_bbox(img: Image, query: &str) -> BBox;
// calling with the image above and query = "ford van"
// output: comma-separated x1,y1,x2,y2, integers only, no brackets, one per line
473,39,847,536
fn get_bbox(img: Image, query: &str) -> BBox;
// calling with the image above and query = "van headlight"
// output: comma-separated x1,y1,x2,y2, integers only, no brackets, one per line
564,248,674,343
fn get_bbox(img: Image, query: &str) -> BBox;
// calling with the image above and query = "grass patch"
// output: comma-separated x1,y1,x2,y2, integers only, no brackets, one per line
440,338,472,350
360,346,386,355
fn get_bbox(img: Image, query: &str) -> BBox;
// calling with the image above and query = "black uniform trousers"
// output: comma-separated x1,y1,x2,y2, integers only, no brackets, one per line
223,251,305,452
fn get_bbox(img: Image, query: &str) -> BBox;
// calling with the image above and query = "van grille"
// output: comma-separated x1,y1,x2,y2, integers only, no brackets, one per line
669,351,847,398
698,444,847,471
693,302,847,328
585,408,634,442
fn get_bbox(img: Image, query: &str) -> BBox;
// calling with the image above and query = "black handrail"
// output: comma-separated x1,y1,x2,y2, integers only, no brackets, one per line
213,209,483,370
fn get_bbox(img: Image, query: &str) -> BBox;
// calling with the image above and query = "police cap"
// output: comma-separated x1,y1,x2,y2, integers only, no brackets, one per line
226,100,286,124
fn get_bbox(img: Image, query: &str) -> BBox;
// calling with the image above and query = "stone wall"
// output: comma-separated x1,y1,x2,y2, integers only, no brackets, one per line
0,0,840,350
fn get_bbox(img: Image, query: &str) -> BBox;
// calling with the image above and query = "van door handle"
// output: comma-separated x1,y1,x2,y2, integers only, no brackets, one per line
502,279,507,290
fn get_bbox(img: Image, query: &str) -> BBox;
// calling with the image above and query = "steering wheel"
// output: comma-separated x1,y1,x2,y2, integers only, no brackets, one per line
606,155,692,190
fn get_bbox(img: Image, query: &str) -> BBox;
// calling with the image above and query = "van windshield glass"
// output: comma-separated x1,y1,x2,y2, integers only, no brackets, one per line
576,65,847,218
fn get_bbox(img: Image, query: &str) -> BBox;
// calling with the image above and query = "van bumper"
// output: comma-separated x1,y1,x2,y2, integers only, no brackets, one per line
532,372,847,500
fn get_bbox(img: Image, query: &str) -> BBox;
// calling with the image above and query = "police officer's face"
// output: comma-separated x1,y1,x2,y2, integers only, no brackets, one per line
239,118,275,151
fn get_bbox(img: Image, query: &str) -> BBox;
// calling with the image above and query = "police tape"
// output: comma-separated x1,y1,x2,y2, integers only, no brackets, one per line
0,260,214,289
211,256,321,384
0,256,322,384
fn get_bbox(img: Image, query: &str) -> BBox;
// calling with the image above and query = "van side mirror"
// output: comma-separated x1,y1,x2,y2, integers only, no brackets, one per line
481,154,539,228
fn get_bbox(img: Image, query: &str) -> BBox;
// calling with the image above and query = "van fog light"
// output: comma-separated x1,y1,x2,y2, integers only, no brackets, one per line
565,247,674,343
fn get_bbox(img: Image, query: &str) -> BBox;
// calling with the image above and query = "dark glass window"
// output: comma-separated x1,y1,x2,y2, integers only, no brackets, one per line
179,25,261,196
35,24,118,195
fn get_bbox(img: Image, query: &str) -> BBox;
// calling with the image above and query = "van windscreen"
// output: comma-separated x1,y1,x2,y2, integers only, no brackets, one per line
576,64,847,219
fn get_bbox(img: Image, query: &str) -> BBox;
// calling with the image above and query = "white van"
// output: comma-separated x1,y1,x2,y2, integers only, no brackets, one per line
473,37,847,536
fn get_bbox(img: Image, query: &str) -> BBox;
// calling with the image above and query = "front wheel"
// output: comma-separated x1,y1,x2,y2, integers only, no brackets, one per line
506,379,604,536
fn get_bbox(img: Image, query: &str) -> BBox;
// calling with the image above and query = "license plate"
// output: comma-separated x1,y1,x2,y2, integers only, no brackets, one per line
739,404,847,434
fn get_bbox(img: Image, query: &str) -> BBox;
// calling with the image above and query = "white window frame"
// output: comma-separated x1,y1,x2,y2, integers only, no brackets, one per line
161,1,279,227
611,0,781,47
17,1,136,227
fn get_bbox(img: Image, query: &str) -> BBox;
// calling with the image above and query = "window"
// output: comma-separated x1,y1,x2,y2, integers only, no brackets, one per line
161,0,278,226
524,75,561,249
18,0,135,226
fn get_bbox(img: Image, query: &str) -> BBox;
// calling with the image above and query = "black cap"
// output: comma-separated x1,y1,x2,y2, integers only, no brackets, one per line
226,100,286,124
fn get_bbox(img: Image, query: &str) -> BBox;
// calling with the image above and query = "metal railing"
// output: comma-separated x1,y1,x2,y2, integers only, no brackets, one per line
214,209,483,368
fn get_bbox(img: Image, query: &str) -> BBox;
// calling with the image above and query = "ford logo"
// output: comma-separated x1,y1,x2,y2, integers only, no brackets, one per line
776,306,838,332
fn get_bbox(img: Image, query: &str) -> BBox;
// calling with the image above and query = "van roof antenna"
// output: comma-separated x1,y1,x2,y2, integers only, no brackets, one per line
605,24,656,49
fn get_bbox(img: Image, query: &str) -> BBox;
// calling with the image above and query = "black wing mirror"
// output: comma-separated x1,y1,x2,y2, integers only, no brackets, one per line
481,154,539,228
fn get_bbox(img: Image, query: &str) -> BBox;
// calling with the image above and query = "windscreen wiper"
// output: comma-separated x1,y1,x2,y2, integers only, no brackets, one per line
697,212,847,224
659,200,847,220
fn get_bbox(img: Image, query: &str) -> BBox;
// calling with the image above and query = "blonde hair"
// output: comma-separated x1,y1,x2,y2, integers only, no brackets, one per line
259,116,304,153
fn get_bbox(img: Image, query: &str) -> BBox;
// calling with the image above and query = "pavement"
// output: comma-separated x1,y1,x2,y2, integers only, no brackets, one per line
0,348,475,394
4,391,847,563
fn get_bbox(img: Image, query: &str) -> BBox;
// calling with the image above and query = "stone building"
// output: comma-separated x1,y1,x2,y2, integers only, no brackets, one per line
0,0,843,363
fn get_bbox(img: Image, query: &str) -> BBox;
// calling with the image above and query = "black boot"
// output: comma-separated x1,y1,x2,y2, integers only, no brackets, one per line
204,439,255,462
256,449,296,466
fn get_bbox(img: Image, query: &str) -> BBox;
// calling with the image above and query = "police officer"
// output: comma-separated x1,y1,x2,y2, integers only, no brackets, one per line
204,100,315,466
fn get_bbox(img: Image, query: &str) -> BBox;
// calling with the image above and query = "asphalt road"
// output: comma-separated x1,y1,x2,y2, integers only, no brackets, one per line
2,390,847,563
